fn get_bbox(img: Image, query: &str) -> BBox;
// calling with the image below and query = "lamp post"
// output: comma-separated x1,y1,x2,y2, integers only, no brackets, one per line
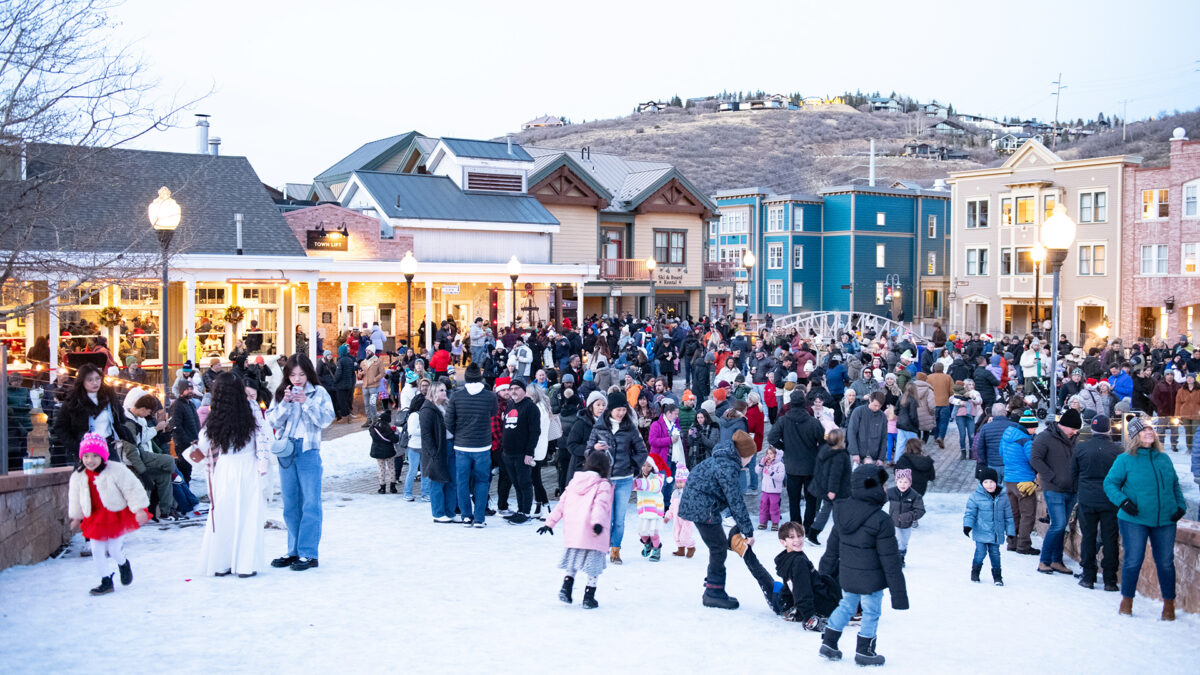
742,249,756,320
400,251,417,353
148,187,181,399
1040,204,1076,421
645,256,657,320
506,255,521,329
1031,242,1046,337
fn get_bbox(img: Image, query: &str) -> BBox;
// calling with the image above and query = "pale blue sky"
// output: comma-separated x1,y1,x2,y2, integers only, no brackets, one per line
115,0,1199,186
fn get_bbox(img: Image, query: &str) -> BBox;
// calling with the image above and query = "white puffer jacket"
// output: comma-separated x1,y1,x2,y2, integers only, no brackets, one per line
68,461,150,520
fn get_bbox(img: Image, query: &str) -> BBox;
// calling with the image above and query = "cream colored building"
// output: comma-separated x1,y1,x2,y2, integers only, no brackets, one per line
947,141,1140,342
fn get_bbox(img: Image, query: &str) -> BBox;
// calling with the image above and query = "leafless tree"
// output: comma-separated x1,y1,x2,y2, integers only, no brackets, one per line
0,0,207,323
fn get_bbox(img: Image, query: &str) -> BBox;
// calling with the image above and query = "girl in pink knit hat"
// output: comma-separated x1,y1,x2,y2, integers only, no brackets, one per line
68,432,150,595
665,463,695,557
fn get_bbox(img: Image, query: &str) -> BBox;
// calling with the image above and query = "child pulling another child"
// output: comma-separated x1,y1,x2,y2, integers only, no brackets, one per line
886,468,925,568
665,463,695,557
756,446,785,530
539,451,614,609
775,521,842,629
634,455,668,561
369,410,400,493
68,432,151,596
963,467,1015,586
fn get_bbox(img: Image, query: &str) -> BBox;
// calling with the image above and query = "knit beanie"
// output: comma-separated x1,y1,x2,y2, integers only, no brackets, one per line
894,468,912,484
586,391,606,409
464,363,482,383
712,388,727,403
1125,415,1147,437
732,430,757,458
700,399,717,416
1058,408,1083,430
606,391,628,412
78,432,109,461
1019,409,1039,429
674,463,689,487
978,466,999,484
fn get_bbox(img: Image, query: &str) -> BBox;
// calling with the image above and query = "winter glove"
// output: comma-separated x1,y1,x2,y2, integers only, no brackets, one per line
592,523,604,535
1017,481,1037,497
536,526,553,536
1170,507,1186,522
963,526,972,538
1119,500,1139,517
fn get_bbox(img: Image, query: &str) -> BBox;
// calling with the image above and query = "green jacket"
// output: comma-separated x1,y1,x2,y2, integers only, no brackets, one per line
677,404,697,434
1103,448,1185,527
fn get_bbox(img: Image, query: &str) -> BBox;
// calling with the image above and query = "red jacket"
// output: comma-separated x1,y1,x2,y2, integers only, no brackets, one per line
430,349,452,372
746,405,765,452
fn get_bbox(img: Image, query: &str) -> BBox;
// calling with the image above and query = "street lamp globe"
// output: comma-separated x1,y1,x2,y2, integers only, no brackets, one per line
1031,242,1047,264
742,249,756,269
506,255,522,279
1040,204,1076,250
147,186,181,231
399,250,418,278
645,257,657,272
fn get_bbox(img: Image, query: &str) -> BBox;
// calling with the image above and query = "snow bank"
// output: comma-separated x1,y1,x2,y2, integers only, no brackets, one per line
1,485,1194,672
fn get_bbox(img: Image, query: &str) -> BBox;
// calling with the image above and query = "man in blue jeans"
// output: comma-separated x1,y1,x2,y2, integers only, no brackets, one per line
1030,408,1081,574
446,364,498,527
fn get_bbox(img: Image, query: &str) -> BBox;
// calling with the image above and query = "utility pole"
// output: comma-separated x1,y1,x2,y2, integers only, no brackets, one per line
1051,73,1067,150
1119,99,1129,142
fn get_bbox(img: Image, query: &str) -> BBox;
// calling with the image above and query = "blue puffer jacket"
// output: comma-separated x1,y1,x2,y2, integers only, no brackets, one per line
1109,371,1133,401
677,441,754,535
998,425,1035,483
963,483,1015,545
973,417,1019,467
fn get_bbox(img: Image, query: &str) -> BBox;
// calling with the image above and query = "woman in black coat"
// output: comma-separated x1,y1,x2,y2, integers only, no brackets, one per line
51,364,134,467
565,393,606,482
655,338,678,389
687,408,720,468
419,381,457,521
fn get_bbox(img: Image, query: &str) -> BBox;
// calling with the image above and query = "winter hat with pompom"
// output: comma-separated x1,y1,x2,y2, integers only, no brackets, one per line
78,432,109,461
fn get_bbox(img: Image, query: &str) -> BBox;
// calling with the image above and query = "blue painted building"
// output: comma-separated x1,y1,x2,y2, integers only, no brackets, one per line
710,183,951,326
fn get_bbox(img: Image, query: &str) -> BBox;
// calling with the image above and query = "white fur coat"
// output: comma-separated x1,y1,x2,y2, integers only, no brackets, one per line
68,461,150,520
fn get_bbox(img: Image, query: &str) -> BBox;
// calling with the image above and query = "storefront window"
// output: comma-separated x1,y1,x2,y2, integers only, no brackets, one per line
116,284,160,364
57,285,104,354
240,286,280,354
194,285,229,358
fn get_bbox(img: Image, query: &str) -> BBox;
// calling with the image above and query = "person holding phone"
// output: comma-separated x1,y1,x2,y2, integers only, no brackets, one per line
586,392,648,564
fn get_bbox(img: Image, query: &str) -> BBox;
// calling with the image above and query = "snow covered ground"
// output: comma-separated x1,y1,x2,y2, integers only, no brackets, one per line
1,431,1196,673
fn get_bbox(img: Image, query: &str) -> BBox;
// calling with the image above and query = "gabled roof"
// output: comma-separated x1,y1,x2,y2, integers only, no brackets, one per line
315,131,422,182
350,171,557,225
524,146,716,215
8,144,304,256
526,152,613,203
523,115,563,126
441,137,533,162
1001,138,1061,168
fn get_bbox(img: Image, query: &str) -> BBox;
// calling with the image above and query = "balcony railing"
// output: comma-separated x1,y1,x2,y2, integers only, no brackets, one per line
598,258,651,281
704,261,738,282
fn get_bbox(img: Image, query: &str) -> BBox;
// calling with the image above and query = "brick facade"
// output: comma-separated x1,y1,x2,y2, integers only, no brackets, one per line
0,469,72,572
283,204,414,260
1120,134,1200,341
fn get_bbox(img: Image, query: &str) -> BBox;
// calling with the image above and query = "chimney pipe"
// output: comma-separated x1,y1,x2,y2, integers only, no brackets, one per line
869,139,876,187
506,134,513,156
209,137,221,156
234,213,243,255
195,114,210,154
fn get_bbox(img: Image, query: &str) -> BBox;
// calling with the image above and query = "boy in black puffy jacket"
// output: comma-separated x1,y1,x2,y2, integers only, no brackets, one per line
817,464,909,666
775,521,841,629
369,410,400,494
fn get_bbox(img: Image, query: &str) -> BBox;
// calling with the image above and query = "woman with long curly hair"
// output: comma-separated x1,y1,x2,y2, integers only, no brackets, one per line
192,371,273,577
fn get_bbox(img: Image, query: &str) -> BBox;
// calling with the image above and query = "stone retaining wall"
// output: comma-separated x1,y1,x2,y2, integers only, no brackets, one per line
0,468,73,572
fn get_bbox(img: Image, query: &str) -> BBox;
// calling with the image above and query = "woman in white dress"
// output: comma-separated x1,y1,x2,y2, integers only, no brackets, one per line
193,371,272,578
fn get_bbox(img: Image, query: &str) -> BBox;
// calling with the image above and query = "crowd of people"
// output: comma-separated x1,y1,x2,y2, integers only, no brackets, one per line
52,311,1196,663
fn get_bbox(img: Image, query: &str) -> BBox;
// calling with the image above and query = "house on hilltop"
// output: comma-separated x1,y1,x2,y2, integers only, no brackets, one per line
922,101,950,118
522,115,564,130
637,101,667,113
869,97,901,113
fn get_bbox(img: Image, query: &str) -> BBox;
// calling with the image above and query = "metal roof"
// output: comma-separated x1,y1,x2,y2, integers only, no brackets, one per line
713,187,770,198
352,171,557,225
315,131,421,181
8,144,305,256
440,137,533,162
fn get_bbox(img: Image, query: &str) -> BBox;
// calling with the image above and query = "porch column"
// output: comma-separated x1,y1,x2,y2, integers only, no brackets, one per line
308,282,318,364
575,282,583,331
48,282,59,374
183,279,196,367
424,281,433,354
340,281,349,330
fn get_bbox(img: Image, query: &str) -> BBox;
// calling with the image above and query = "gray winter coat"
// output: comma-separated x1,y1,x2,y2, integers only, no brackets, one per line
677,441,754,535
846,405,888,461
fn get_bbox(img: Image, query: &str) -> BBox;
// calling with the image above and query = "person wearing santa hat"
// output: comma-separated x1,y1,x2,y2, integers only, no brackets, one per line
634,454,669,561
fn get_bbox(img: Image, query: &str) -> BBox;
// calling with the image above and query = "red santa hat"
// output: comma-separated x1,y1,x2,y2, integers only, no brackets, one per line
648,453,670,476
494,376,511,391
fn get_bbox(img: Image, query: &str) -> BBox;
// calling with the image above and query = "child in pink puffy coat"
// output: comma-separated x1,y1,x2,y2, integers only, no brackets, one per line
665,463,695,557
756,446,786,530
539,451,614,609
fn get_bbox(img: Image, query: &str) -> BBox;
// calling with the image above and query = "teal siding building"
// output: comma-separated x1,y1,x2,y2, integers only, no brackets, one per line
710,184,951,325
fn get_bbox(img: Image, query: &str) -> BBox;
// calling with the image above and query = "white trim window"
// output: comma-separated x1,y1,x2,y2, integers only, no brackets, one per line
1079,190,1107,223
766,205,786,232
876,212,886,226
966,199,989,228
965,246,988,276
1142,189,1169,220
792,282,804,309
1183,243,1200,274
927,251,936,275
875,281,886,305
709,221,718,236
1184,181,1199,218
876,243,886,268
792,206,804,231
1078,243,1106,276
1140,244,1168,275
767,242,784,269
766,280,783,307
720,209,749,233
927,214,937,238
1000,197,1012,226
708,246,718,262
793,244,804,269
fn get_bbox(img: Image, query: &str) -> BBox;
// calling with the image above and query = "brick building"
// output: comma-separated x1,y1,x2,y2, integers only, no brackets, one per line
1121,127,1200,341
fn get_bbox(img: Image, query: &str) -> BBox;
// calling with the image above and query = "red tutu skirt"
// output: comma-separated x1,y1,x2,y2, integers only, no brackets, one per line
80,469,144,541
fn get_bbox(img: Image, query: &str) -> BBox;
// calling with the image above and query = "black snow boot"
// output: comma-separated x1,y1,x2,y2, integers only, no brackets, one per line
377,484,386,494
702,584,740,609
971,564,982,582
899,550,907,568
819,627,843,660
90,574,114,596
118,560,133,586
992,568,1004,586
806,529,821,546
389,483,398,494
855,634,885,666
558,576,574,604
582,585,598,609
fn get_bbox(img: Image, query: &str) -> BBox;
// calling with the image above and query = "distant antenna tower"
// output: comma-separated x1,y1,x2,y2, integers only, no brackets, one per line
1051,73,1067,150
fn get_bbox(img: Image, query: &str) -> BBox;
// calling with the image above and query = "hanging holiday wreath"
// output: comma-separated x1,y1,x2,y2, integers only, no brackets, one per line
223,305,245,324
98,306,123,327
